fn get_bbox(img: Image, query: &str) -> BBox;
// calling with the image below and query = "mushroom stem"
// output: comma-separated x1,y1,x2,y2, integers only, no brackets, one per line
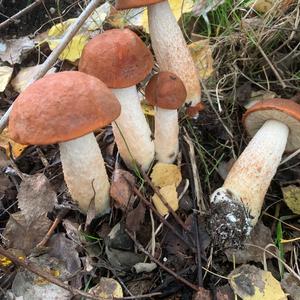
148,1,201,108
210,119,289,247
154,108,179,163
59,133,110,214
112,86,154,171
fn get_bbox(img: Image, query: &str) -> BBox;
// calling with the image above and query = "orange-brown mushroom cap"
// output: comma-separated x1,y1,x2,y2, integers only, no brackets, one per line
115,0,164,9
79,29,154,88
243,98,300,151
9,71,121,145
145,72,187,110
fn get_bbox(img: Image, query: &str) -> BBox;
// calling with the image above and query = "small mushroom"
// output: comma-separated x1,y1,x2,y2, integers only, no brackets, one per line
79,29,154,171
9,71,121,214
115,0,202,115
209,98,300,248
145,72,186,163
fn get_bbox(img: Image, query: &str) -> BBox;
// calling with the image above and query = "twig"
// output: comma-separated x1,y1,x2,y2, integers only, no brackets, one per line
36,209,69,248
124,176,196,252
0,0,45,30
139,167,188,231
125,229,200,292
0,0,103,133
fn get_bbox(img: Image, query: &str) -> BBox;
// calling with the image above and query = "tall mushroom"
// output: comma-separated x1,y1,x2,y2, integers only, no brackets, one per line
115,0,202,115
9,71,121,214
209,99,300,248
145,72,186,163
79,28,155,171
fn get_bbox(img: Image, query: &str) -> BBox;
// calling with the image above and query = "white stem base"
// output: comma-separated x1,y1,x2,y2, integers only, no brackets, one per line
213,119,289,226
148,1,201,107
112,86,154,171
59,133,110,214
155,108,178,163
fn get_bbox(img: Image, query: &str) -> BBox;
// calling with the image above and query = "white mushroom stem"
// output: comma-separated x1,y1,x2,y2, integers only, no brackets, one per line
154,108,179,163
211,119,289,227
112,86,154,171
59,133,110,214
148,1,201,107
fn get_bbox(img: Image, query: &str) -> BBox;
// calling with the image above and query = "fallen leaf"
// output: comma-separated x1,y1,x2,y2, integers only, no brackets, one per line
229,264,287,300
282,185,300,214
250,0,295,13
281,273,300,300
0,127,27,158
225,221,274,264
192,287,212,300
84,2,111,31
141,101,155,116
11,254,72,299
0,66,13,92
152,184,178,216
215,284,235,300
110,168,135,209
0,37,35,65
126,201,146,232
11,65,56,93
109,0,193,33
192,0,225,16
18,174,57,219
3,212,51,254
188,39,214,79
90,277,123,298
47,19,89,62
150,162,182,188
0,249,25,268
133,262,157,273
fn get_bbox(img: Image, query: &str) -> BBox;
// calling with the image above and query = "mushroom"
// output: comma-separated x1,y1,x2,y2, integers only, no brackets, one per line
209,98,300,248
115,0,202,115
145,72,186,163
9,71,121,214
79,29,155,171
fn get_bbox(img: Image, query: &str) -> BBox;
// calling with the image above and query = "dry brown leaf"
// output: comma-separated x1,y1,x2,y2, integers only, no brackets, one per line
90,277,123,298
281,273,300,300
18,173,57,219
189,39,214,80
3,212,51,254
0,127,27,158
229,264,287,300
150,162,182,188
126,201,146,233
251,0,295,13
192,287,212,300
282,185,300,214
110,168,135,210
152,184,178,216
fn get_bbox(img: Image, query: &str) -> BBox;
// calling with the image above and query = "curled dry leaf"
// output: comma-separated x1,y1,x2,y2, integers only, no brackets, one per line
0,66,13,92
229,264,287,300
89,277,123,298
282,185,300,214
188,39,214,80
152,184,178,216
0,128,27,158
0,37,35,65
110,168,135,210
150,162,182,188
18,173,57,219
3,212,51,255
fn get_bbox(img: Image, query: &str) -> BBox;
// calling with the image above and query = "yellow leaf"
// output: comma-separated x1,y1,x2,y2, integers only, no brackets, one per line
141,101,155,116
90,277,123,298
11,65,56,93
0,66,13,92
109,0,193,33
282,185,300,215
188,39,214,80
47,19,89,62
152,184,178,216
0,128,27,158
250,0,294,13
150,162,182,188
229,264,287,300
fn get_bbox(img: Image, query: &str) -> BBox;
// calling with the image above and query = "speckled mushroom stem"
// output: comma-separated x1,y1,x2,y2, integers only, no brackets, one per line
210,119,289,247
148,1,201,108
154,108,179,163
59,133,110,214
112,86,155,171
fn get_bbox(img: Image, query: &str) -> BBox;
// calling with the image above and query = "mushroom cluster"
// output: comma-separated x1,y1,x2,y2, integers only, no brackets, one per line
209,98,300,248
